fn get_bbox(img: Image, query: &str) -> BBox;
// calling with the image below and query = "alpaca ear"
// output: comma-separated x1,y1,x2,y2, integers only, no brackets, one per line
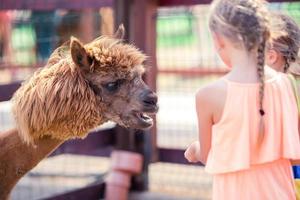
70,36,93,72
113,24,125,39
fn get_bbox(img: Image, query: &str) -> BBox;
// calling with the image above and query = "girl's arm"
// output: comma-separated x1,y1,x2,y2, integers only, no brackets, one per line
195,90,213,164
184,89,213,165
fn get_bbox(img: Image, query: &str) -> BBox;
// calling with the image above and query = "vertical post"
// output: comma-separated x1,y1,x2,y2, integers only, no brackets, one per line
114,0,131,41
128,0,158,191
100,7,114,36
128,0,158,162
113,0,158,191
113,0,134,152
80,9,95,43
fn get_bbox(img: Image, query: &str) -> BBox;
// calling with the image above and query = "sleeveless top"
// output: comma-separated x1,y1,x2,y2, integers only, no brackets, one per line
205,73,300,174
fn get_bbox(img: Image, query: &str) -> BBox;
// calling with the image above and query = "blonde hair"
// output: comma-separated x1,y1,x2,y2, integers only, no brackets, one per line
270,13,300,73
209,0,271,138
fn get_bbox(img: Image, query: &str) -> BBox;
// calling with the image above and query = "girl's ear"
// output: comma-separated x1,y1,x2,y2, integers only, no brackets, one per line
211,32,232,68
266,49,278,66
70,36,93,72
212,32,225,52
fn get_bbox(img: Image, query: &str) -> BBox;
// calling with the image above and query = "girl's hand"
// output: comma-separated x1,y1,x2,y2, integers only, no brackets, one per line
184,141,200,163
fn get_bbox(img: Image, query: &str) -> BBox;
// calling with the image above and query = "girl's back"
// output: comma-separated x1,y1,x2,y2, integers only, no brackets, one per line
201,69,300,200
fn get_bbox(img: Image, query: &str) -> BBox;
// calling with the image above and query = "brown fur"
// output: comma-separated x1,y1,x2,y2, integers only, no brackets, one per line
12,28,147,144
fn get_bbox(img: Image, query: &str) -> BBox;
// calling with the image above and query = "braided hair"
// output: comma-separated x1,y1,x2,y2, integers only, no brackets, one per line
209,0,271,141
269,13,300,73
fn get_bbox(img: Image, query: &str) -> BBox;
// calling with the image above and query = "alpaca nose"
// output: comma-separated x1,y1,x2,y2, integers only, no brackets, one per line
141,90,158,107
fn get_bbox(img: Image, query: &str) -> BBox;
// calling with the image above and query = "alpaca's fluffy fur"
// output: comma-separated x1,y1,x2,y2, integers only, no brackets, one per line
12,35,146,144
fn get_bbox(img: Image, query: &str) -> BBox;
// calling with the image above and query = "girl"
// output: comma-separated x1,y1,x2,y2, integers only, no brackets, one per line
266,13,300,74
266,13,300,199
184,0,300,199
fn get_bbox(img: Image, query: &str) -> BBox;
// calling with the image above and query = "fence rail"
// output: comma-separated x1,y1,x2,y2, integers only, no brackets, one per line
44,181,106,200
1,0,295,10
0,0,113,10
159,67,228,76
0,82,21,102
159,0,297,6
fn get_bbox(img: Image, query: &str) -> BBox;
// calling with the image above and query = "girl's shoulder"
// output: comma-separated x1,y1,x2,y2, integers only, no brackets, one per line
196,78,227,103
195,78,228,119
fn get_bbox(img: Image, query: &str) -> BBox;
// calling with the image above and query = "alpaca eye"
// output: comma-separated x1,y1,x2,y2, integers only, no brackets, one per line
104,80,121,92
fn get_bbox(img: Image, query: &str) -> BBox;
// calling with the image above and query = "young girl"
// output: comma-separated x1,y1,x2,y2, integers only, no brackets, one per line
184,0,300,199
266,13,300,74
266,13,300,199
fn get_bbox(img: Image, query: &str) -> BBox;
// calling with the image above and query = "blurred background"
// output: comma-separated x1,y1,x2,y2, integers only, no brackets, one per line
0,0,299,200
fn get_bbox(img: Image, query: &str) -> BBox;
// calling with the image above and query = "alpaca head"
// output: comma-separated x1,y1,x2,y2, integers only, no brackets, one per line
70,25,158,129
12,25,158,143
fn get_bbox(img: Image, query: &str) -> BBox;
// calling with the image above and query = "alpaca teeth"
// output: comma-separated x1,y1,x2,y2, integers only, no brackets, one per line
141,113,150,120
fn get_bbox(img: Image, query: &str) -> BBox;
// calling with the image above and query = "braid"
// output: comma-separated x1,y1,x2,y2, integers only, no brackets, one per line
284,62,290,73
245,0,269,141
244,0,270,142
257,41,265,116
253,2,269,140
284,54,296,73
257,38,266,142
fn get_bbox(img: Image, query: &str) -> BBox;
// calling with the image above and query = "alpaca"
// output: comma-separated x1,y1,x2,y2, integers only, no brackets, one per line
12,25,158,144
0,25,158,199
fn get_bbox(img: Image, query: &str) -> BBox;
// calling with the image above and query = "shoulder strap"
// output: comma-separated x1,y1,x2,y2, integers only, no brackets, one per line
288,74,300,113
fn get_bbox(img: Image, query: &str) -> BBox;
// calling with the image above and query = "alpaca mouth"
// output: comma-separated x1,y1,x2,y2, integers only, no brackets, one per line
128,104,158,129
134,111,153,128
132,105,158,129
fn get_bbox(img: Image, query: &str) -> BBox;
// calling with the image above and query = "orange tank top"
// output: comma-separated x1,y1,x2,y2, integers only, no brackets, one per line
205,73,300,174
